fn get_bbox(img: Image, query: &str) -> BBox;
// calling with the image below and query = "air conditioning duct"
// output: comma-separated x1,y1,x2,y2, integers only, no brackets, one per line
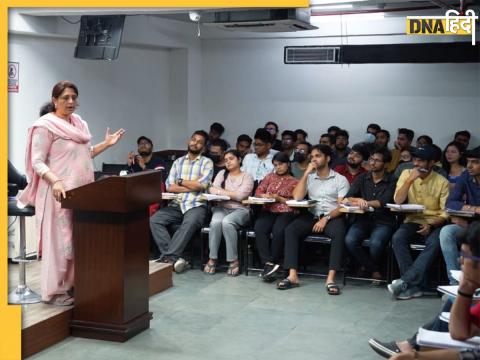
201,8,317,32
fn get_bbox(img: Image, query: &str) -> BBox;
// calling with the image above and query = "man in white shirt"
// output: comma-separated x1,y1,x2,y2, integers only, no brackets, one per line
278,144,350,295
242,128,278,183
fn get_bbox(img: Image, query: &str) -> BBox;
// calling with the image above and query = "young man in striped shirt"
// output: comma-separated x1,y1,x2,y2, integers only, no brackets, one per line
150,130,213,273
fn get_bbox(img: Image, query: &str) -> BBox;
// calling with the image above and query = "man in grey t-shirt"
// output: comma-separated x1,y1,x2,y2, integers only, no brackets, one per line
277,144,350,294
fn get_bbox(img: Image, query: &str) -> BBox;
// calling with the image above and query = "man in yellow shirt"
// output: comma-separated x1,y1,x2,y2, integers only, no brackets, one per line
388,144,449,300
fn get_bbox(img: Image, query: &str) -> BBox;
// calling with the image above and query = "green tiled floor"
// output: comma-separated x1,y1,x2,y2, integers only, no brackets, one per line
30,270,441,360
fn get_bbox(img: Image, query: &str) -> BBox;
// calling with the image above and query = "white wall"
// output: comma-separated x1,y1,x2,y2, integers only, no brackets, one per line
8,9,480,175
8,33,171,171
200,37,480,149
8,12,203,172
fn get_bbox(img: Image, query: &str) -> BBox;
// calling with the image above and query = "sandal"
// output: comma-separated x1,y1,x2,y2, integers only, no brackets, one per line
326,282,341,295
277,278,300,290
227,261,240,277
44,294,74,306
203,260,217,275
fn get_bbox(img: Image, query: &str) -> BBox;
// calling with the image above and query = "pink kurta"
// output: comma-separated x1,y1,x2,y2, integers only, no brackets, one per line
19,113,94,301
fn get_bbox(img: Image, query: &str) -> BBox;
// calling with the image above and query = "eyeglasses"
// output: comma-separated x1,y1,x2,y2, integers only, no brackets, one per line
295,149,306,154
138,141,151,146
460,251,480,262
368,157,384,163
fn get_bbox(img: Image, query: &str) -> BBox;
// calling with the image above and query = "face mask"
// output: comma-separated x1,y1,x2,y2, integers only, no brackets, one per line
364,133,376,143
293,153,306,163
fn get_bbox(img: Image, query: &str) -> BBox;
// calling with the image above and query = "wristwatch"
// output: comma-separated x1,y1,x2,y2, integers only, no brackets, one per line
178,178,184,186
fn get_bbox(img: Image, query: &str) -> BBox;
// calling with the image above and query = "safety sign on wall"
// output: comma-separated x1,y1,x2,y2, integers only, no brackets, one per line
8,62,19,93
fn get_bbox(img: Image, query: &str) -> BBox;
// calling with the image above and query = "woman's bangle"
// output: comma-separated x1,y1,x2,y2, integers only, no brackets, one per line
52,179,63,186
457,289,474,298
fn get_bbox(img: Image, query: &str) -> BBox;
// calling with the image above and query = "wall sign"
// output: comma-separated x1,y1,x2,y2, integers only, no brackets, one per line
8,62,19,93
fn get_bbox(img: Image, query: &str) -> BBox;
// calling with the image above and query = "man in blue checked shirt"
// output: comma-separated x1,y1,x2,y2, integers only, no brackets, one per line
150,130,213,273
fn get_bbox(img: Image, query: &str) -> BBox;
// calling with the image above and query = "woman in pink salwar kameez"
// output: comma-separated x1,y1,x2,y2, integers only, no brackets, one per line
18,81,125,305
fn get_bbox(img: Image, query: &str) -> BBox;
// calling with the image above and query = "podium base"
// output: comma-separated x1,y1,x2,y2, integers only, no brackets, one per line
70,311,152,342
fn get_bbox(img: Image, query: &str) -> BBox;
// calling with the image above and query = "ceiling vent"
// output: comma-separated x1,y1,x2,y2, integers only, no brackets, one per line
202,9,317,32
284,46,341,64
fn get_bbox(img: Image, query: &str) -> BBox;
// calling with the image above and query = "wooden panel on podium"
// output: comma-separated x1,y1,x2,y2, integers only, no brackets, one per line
62,170,163,342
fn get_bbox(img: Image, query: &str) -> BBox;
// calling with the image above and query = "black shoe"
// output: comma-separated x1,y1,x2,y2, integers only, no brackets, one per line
262,263,280,282
368,338,402,358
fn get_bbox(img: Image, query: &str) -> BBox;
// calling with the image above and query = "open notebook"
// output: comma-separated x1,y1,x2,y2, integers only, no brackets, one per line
386,203,425,211
339,203,374,212
416,328,480,350
286,199,317,206
203,194,230,201
248,196,276,203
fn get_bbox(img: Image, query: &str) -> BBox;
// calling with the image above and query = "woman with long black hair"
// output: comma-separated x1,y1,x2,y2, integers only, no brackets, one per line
204,150,254,276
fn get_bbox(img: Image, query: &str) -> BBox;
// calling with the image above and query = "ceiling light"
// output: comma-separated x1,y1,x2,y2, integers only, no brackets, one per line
310,0,367,4
310,12,385,24
311,4,353,10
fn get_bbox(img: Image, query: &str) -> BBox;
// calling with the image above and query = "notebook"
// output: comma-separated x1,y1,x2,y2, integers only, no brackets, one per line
203,194,231,201
416,328,480,350
386,203,425,211
248,196,276,203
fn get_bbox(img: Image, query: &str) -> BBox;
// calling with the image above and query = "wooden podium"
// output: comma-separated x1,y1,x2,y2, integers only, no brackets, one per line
62,170,163,342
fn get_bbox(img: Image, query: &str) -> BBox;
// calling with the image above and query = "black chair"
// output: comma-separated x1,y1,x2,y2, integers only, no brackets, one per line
301,234,346,285
8,162,42,304
344,238,392,285
388,241,445,291
101,163,128,175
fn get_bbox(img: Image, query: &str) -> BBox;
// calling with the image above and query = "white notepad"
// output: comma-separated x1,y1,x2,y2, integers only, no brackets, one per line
286,200,317,206
248,196,275,203
161,192,178,200
437,285,480,300
386,203,425,211
416,328,480,350
203,194,231,201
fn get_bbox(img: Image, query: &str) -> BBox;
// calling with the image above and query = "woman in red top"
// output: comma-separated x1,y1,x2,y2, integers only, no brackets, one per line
254,152,299,282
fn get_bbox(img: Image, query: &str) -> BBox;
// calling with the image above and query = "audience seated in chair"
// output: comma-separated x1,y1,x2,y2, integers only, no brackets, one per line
235,134,252,159
242,128,277,183
369,221,480,360
334,143,369,185
386,128,415,173
441,141,466,190
127,136,166,173
454,130,471,151
264,121,282,151
291,141,312,180
150,130,213,273
294,129,308,145
375,129,391,151
319,133,336,151
281,130,297,161
440,147,480,285
207,138,228,179
331,129,351,168
253,152,299,282
279,144,350,294
343,147,397,283
388,144,449,300
204,150,254,277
